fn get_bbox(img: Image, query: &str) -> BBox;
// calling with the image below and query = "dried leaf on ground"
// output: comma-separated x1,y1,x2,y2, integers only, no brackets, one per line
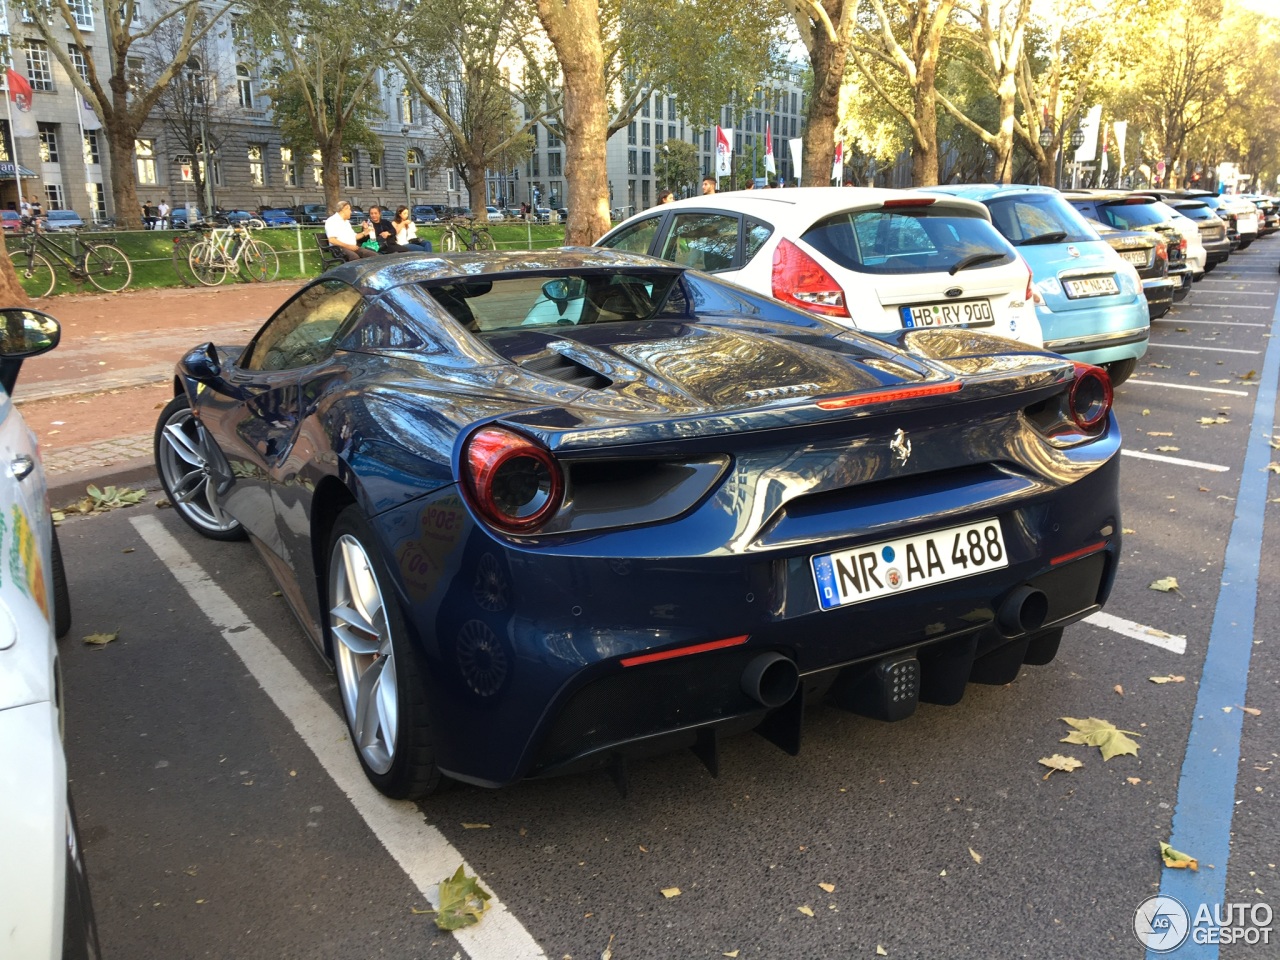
818,882,835,893
83,630,118,646
1160,841,1198,871
1060,717,1141,761
877,947,889,956
1147,431,1174,437
429,865,491,931
1149,577,1180,593
1156,446,1180,453
969,847,982,864
1239,369,1257,381
1198,416,1230,426
661,887,681,899
723,952,740,958
1114,685,1124,696
797,905,815,917
460,823,491,829
75,484,147,513
1239,705,1262,717
1039,754,1084,778
1127,777,1143,785
601,933,615,960
1149,675,1186,684
1267,463,1280,474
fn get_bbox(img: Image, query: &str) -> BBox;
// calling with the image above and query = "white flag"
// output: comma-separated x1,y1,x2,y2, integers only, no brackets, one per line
788,138,802,183
764,122,776,176
832,141,844,183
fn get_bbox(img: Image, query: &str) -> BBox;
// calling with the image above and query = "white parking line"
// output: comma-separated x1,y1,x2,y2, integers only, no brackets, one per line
1158,319,1268,328
1175,303,1274,311
1186,289,1274,296
1150,343,1261,354
1123,380,1251,396
130,515,547,960
1084,611,1187,654
1122,449,1230,472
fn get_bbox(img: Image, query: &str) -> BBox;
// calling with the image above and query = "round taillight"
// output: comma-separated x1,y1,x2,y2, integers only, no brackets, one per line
1068,364,1112,431
463,427,564,532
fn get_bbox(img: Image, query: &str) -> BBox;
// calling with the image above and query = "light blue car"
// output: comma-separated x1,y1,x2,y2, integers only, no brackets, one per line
927,184,1149,384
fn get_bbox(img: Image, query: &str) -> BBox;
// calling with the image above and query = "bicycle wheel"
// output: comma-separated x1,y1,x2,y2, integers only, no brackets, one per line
240,239,280,282
171,236,198,287
472,230,496,251
83,242,132,292
188,240,228,286
17,252,55,299
442,228,459,252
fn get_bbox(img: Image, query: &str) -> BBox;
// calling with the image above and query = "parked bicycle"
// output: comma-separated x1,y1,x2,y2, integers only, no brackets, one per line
187,223,280,285
440,219,496,252
170,225,206,287
15,218,132,298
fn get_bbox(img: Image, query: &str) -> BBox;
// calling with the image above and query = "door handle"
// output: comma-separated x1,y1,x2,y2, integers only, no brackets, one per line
10,455,34,480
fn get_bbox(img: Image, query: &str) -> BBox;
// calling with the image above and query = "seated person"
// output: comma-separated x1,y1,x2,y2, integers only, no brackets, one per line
367,205,400,254
324,201,378,260
392,206,432,253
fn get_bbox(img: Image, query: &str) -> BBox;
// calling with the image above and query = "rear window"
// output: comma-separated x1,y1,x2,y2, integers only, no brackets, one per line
801,208,1014,275
984,193,1096,245
1092,200,1170,230
1172,203,1214,221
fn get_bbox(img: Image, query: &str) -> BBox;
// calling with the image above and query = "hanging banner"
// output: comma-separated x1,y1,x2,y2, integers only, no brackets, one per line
5,67,37,138
764,122,776,176
788,138,802,183
715,126,732,178
1100,123,1109,177
1075,105,1102,164
832,141,844,183
1112,121,1128,177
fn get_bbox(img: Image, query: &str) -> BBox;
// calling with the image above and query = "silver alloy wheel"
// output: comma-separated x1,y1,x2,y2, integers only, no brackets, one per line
157,403,242,536
330,533,398,776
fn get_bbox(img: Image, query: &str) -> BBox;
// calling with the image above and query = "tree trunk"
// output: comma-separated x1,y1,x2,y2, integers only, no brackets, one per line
535,0,610,245
1038,150,1056,188
322,146,343,210
108,116,144,230
911,84,940,187
803,29,847,187
0,242,31,307
994,74,1017,184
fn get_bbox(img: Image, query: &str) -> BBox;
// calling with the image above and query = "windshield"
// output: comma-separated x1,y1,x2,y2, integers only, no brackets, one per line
802,208,1014,275
426,271,688,334
1095,200,1172,229
984,193,1097,245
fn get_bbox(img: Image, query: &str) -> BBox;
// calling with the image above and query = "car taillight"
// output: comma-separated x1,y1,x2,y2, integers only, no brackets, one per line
771,238,850,317
1018,254,1034,302
1068,363,1112,431
462,426,564,533
1155,240,1168,262
1179,237,1187,252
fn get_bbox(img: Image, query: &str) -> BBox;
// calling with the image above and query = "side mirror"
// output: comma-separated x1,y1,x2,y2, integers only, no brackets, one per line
0,308,60,396
181,342,222,382
541,278,585,304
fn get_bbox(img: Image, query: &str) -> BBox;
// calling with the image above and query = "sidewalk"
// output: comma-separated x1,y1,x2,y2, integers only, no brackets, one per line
14,281,300,504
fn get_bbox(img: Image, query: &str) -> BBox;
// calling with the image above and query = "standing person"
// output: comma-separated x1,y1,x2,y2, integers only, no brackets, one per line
701,176,717,195
143,201,157,229
324,200,378,260
658,187,675,204
158,199,170,228
367,205,399,254
392,206,432,252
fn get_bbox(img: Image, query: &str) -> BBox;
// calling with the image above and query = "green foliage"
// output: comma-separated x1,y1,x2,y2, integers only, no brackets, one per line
654,140,701,195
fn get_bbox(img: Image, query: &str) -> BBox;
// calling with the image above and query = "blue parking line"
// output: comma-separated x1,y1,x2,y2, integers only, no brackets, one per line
1148,288,1280,958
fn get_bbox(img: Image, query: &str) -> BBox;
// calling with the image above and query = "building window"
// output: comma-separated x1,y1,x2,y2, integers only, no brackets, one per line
341,151,356,188
247,143,265,186
641,180,650,208
24,40,53,91
655,125,663,146
654,96,663,120
627,149,636,175
83,130,100,165
280,146,297,186
669,124,675,141
447,170,457,192
237,65,254,109
136,139,157,184
231,15,250,47
400,88,415,125
44,182,64,209
546,126,561,148
548,152,561,176
627,122,636,146
668,96,676,119
186,58,206,104
642,122,650,146
86,182,106,222
530,152,539,176
312,149,323,186
369,152,383,189
641,98,650,118
126,56,144,94
68,44,90,81
642,150,651,175
407,148,423,190
38,123,58,163
69,0,93,29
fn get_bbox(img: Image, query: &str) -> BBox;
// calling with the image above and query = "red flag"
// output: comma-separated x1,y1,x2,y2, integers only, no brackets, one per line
832,141,844,182
6,69,33,112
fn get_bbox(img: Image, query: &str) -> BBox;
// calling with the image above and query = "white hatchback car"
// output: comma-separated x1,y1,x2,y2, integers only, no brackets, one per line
0,308,100,960
597,187,1042,347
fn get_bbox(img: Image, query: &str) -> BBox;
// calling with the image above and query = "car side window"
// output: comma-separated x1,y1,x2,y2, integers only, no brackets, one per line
659,213,739,272
244,280,364,371
600,216,662,255
743,217,772,263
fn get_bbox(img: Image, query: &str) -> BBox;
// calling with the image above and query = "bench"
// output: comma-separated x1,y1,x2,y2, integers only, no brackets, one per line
315,233,345,272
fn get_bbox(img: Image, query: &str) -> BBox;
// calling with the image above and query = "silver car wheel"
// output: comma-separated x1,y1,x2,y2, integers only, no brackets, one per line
155,398,244,539
330,533,398,776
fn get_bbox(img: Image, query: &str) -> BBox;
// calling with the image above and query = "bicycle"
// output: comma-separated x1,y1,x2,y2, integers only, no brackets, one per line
187,223,280,285
171,224,207,287
440,218,496,252
15,218,133,298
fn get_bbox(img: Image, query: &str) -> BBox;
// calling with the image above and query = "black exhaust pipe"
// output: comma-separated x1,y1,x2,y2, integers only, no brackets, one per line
741,653,799,709
997,585,1049,635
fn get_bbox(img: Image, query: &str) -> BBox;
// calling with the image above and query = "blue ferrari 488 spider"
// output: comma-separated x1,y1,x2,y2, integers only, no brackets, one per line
155,249,1121,799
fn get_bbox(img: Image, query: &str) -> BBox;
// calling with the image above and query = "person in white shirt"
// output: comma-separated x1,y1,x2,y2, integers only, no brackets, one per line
392,206,432,252
324,200,377,260
157,200,170,229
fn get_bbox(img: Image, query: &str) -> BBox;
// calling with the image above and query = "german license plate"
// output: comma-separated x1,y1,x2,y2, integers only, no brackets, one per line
811,518,1008,611
900,298,994,329
1119,249,1148,266
1063,276,1120,299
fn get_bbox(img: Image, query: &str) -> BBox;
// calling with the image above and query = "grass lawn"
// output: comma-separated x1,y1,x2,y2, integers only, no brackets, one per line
7,221,569,299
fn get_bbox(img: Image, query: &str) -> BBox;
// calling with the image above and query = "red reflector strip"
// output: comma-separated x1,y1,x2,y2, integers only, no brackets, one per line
1051,541,1108,566
882,197,936,208
620,634,749,667
816,381,961,410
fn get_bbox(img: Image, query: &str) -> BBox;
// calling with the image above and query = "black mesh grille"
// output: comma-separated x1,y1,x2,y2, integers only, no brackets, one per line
521,351,613,390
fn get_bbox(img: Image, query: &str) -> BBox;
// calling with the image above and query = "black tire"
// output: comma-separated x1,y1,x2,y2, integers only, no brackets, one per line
82,243,132,292
327,506,443,799
241,239,279,282
51,525,71,639
171,236,199,287
18,252,55,299
1103,356,1137,386
153,394,246,541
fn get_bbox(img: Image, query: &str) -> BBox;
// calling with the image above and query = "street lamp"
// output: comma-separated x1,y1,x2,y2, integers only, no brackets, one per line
401,125,411,212
1068,125,1087,189
1038,128,1053,150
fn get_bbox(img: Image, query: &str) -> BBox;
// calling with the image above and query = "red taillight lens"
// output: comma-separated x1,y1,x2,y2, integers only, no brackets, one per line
771,238,850,317
1155,240,1168,262
462,426,564,532
1068,363,1112,431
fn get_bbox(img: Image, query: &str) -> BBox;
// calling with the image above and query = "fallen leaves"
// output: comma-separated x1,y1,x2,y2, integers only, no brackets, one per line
1114,684,1124,696
1060,717,1141,761
660,887,681,899
64,484,147,515
1149,675,1186,684
1149,576,1180,593
1039,754,1084,779
1155,446,1180,453
460,823,491,830
1238,705,1262,717
818,882,835,893
1127,777,1143,786
83,630,118,646
796,905,815,917
428,865,491,931
969,847,982,864
1160,841,1198,871
1198,416,1230,426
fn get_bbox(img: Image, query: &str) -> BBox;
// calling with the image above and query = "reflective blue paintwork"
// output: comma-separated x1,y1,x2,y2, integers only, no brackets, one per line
165,250,1122,790
928,185,1149,376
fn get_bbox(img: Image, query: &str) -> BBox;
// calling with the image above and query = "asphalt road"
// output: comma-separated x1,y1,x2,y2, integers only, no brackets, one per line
56,243,1280,960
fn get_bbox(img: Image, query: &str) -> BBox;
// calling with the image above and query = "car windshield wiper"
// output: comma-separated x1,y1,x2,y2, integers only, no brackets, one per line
1017,231,1069,246
949,252,1007,275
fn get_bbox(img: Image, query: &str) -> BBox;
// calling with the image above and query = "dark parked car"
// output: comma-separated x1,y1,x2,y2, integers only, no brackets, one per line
2,210,23,233
412,204,438,224
1063,191,1191,303
1088,219,1175,320
1166,199,1231,271
292,203,328,224
154,250,1121,800
259,208,298,227
168,206,204,228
